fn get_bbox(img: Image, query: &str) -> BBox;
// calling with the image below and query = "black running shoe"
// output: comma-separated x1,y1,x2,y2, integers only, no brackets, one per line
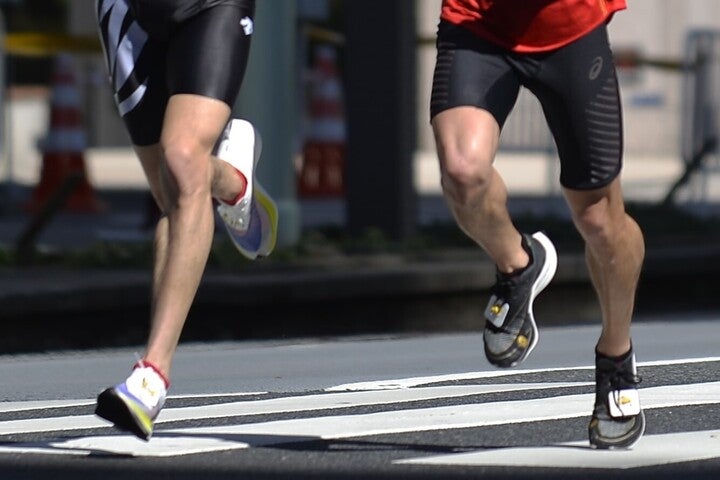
483,231,557,368
589,348,645,449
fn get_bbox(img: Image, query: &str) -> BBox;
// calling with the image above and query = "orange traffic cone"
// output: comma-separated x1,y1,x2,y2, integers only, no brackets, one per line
298,44,346,198
25,53,105,213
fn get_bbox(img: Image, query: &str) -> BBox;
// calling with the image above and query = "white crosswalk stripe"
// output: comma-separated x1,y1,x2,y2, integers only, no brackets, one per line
0,383,584,436
396,430,720,469
1,359,720,469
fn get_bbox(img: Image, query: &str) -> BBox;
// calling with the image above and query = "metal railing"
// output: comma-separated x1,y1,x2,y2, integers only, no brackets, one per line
665,28,720,204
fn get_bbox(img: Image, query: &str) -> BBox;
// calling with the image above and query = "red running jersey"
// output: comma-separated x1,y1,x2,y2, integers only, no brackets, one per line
440,0,627,52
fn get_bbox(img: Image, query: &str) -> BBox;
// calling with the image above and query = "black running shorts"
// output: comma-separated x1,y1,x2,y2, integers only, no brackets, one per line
96,0,255,146
431,21,623,190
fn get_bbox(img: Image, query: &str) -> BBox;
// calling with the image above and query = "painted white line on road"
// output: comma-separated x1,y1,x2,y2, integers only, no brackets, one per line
0,392,266,414
168,391,268,399
1,381,719,458
0,399,95,413
327,356,720,391
638,356,720,367
326,367,599,390
7,435,250,458
395,430,720,469
0,383,585,436
171,381,720,441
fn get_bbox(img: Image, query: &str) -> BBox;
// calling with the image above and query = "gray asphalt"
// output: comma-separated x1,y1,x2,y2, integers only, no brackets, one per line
0,316,719,400
1,320,720,479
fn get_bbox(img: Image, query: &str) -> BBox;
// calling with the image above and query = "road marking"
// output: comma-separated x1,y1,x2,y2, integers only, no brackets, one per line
396,430,720,469
169,392,268,399
326,369,595,391
0,399,94,413
0,381,719,458
0,383,585,436
0,392,266,414
3,436,249,458
327,356,720,391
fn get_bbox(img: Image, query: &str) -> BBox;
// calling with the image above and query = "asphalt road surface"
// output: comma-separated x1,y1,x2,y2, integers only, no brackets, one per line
1,312,720,479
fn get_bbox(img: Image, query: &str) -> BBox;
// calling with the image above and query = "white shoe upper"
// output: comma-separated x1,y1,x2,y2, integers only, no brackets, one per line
216,119,261,234
123,366,167,415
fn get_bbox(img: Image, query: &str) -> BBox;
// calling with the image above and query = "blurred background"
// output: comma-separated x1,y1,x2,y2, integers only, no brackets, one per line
0,0,719,257
0,0,720,352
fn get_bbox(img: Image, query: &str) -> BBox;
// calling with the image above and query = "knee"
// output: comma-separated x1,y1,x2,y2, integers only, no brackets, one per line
573,200,607,235
162,139,202,176
160,140,212,202
573,201,643,257
439,145,494,205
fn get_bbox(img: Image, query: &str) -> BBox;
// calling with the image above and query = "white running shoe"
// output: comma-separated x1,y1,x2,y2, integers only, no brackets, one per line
215,119,259,234
227,181,278,259
95,364,168,441
215,119,278,260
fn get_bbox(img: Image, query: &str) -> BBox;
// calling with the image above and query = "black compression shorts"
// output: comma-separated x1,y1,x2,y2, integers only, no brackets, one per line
96,0,255,146
431,21,623,190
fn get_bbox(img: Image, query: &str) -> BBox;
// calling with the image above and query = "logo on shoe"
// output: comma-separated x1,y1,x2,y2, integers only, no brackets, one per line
142,378,158,397
608,389,641,417
484,297,509,328
240,17,254,35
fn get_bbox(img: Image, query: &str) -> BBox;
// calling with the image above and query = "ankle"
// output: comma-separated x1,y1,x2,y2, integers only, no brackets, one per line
498,237,532,276
134,359,171,389
595,342,633,361
220,168,248,205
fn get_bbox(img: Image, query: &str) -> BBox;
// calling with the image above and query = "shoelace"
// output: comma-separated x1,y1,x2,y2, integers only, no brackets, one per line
606,365,642,416
490,272,516,302
485,274,518,333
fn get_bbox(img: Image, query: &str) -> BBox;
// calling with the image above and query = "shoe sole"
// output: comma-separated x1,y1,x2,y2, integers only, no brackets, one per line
216,119,279,259
491,231,558,368
225,183,278,260
589,410,646,450
224,181,278,260
95,388,152,441
518,231,558,363
253,182,278,257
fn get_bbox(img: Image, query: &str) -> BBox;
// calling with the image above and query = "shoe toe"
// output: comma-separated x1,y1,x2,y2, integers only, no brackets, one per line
589,410,645,449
